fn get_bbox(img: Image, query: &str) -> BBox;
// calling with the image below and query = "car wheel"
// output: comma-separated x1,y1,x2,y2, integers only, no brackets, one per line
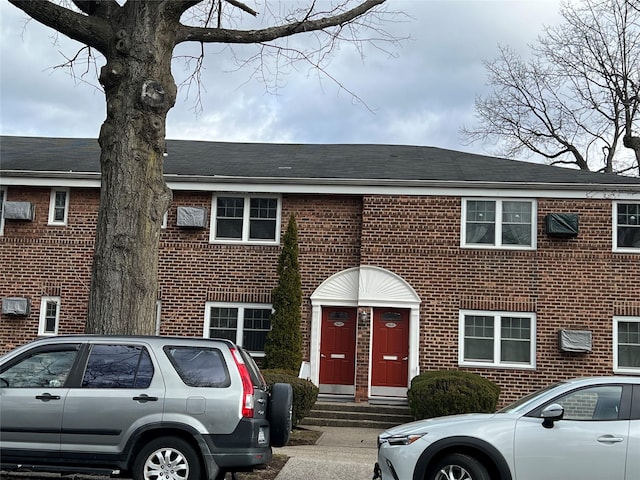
133,436,201,480
428,453,490,480
268,382,293,447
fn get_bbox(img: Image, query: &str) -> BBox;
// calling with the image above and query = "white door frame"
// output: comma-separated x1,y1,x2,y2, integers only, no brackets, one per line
309,265,421,398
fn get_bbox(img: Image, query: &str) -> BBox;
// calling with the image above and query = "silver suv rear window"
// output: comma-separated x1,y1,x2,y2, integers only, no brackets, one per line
165,346,231,388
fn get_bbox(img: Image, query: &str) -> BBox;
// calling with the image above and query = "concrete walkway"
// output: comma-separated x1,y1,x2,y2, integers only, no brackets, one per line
274,426,384,480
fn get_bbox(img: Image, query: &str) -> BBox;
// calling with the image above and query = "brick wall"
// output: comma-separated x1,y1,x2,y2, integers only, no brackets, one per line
1,187,638,403
0,187,97,351
359,195,640,404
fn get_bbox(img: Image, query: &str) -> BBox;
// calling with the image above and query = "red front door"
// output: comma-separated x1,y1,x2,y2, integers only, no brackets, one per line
319,307,357,385
371,308,409,388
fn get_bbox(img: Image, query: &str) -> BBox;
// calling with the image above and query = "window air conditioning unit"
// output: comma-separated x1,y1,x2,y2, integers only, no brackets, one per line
545,213,579,238
3,201,34,221
176,207,207,228
558,329,592,353
2,297,31,316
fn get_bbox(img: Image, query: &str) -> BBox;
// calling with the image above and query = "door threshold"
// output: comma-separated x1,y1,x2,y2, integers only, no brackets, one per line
368,396,409,406
318,393,355,402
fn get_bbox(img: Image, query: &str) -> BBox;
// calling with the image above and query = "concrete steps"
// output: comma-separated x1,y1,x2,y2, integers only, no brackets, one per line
299,401,415,430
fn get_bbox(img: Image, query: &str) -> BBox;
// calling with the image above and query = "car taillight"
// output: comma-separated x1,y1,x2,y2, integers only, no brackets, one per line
231,348,255,418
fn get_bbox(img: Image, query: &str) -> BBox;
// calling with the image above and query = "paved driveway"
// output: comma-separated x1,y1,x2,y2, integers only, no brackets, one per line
274,426,384,480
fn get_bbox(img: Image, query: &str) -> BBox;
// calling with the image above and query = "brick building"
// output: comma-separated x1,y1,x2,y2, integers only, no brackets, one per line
1,136,639,404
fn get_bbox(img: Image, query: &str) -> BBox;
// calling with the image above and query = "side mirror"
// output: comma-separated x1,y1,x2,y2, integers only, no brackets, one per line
541,403,564,429
0,377,8,388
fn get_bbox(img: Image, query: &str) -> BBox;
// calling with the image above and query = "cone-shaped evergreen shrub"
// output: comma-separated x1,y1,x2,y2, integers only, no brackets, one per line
263,214,303,371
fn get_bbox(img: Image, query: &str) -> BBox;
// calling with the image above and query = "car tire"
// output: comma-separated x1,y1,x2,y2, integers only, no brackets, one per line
428,453,490,480
133,436,201,480
268,382,293,447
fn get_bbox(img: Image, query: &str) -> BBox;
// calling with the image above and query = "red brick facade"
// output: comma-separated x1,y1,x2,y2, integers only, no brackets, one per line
1,186,639,405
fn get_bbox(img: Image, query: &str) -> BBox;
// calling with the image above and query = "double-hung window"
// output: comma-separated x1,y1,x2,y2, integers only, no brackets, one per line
462,199,536,249
613,202,640,252
459,310,536,368
613,316,640,373
39,296,61,336
211,195,280,243
48,188,69,225
204,303,272,355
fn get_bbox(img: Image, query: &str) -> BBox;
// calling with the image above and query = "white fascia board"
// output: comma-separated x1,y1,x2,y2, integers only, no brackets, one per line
3,172,639,201
167,179,640,200
0,173,100,188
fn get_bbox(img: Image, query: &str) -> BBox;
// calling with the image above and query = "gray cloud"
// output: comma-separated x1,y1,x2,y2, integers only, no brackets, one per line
0,1,563,157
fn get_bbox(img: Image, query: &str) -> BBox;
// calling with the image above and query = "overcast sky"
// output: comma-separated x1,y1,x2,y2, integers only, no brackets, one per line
0,1,564,159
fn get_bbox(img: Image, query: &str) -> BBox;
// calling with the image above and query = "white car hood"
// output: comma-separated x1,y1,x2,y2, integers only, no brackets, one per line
381,413,505,437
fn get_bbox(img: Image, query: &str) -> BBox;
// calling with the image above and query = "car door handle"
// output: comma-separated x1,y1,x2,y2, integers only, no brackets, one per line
597,435,624,444
133,394,158,402
35,393,61,401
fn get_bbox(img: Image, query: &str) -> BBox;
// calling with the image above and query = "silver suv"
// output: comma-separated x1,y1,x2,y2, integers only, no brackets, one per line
0,335,293,480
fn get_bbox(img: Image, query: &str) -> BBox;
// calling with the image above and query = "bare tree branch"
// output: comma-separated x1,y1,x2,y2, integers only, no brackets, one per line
5,0,401,334
9,0,111,52
176,0,385,44
71,0,118,18
463,0,640,175
224,0,257,17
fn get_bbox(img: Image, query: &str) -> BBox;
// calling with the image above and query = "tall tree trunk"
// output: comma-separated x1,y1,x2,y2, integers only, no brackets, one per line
86,3,174,334
623,135,640,176
8,0,390,334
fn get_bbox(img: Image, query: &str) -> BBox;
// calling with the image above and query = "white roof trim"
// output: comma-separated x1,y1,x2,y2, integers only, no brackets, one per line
2,174,639,200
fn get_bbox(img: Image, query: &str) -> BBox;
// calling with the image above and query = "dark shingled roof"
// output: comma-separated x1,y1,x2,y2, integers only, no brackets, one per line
1,135,640,186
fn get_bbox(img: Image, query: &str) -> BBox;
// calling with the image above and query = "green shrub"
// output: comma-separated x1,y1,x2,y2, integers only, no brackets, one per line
262,369,319,426
407,370,500,419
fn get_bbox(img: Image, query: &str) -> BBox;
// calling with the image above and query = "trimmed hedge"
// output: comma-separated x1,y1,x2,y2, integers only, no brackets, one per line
407,370,500,419
262,369,319,426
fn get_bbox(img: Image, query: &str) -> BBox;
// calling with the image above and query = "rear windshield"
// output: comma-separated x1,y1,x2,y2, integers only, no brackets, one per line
165,346,230,388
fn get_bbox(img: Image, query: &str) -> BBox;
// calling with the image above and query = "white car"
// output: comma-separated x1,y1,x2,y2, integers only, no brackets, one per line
374,376,640,480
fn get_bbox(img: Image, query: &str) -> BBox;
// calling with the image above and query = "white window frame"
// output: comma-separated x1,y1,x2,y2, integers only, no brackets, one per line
613,316,640,373
48,188,69,225
461,198,537,250
209,194,281,245
155,300,162,335
459,310,536,369
0,188,5,236
613,202,640,253
39,296,61,336
204,302,272,356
